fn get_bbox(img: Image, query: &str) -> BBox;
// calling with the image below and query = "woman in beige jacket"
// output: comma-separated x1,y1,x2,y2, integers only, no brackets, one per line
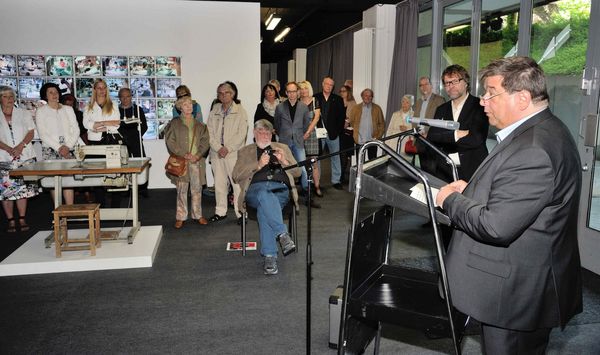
165,96,210,229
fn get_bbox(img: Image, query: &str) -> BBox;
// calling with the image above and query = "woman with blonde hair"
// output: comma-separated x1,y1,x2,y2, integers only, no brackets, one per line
165,95,210,229
83,79,122,145
386,94,414,160
298,80,323,197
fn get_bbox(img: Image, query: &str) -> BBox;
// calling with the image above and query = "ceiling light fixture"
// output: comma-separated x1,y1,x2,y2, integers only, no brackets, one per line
265,14,281,31
274,27,291,43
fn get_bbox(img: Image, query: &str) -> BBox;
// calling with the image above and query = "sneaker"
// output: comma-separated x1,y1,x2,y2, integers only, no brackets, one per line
263,256,278,275
277,232,296,256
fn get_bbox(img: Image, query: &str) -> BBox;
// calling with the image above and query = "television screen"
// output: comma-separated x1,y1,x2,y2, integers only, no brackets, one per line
105,78,128,97
156,78,181,98
76,78,95,98
102,56,128,76
18,77,44,99
18,55,45,76
131,77,155,98
46,56,73,76
0,77,17,91
138,98,156,120
157,99,175,119
46,77,74,96
156,56,181,76
0,55,17,76
129,56,155,76
74,56,102,76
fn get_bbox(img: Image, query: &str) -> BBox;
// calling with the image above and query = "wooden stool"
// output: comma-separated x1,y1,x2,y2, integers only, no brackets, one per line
53,204,101,257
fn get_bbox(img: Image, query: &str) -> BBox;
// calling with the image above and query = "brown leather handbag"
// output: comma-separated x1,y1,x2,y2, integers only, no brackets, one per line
165,123,197,177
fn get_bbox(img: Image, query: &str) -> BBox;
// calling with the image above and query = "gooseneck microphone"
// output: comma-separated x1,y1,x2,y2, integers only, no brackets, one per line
407,117,460,130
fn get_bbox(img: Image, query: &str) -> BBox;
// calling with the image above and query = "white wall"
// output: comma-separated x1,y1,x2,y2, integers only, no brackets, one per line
0,0,261,188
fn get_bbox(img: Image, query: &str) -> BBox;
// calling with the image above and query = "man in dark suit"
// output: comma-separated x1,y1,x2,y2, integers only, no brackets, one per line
274,82,315,205
414,76,445,174
427,65,489,182
436,56,582,354
314,77,346,189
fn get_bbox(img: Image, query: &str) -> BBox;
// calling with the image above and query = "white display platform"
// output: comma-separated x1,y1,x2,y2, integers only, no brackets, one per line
0,226,163,277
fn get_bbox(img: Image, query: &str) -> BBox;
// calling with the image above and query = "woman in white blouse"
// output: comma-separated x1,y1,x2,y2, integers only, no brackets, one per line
83,79,121,145
386,94,414,160
36,82,80,205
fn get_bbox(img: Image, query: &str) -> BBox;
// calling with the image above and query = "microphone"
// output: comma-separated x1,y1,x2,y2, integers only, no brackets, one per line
407,117,460,130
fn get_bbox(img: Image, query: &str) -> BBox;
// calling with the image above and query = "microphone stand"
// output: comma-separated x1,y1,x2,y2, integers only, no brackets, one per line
281,127,456,354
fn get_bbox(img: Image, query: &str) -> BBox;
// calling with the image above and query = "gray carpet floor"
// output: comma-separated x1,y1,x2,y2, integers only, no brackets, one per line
1,181,599,354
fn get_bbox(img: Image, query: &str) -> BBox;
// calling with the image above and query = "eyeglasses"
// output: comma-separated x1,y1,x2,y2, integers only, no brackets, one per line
479,91,505,102
443,78,464,87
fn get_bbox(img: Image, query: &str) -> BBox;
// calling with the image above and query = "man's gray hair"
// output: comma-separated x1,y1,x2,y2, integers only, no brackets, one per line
254,119,273,131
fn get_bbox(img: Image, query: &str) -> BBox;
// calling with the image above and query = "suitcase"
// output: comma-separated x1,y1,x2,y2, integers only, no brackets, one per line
329,285,344,349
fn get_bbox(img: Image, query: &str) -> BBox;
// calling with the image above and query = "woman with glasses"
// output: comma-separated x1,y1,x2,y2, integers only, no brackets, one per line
172,85,203,123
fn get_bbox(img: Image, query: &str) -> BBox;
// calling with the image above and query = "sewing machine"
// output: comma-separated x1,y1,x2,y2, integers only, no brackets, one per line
75,144,129,168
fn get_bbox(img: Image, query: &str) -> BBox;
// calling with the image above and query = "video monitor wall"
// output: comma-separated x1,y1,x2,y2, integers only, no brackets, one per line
0,54,182,140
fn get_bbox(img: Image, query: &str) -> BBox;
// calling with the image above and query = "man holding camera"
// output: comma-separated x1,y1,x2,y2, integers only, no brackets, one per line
233,119,301,275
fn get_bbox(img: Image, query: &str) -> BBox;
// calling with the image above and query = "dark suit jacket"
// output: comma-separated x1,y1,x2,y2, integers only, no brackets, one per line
314,92,345,140
443,108,582,331
428,94,489,181
274,101,310,148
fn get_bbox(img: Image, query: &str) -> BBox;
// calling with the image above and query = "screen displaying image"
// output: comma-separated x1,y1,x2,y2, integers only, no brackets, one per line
18,77,44,99
102,56,128,76
78,99,89,113
18,99,45,118
157,99,175,119
138,98,156,120
156,78,181,98
129,56,155,76
131,77,155,98
0,55,17,76
143,120,159,140
46,77,74,96
46,56,73,76
18,55,45,76
156,56,181,76
0,77,17,91
74,56,102,76
76,78,95,98
105,78,128,97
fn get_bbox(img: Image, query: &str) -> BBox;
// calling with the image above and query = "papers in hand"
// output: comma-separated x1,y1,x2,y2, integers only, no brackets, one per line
409,183,439,207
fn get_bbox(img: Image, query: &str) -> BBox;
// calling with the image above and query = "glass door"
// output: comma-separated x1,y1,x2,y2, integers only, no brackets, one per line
578,0,600,275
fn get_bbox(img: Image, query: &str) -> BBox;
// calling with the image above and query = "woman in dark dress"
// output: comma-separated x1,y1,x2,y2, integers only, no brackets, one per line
253,84,280,142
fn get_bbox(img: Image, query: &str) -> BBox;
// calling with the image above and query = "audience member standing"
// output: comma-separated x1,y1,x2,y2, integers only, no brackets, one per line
207,82,248,224
428,65,489,181
36,83,79,205
119,87,149,196
339,85,356,183
172,85,203,123
414,76,445,173
348,88,385,160
313,77,345,189
254,83,280,142
166,96,210,229
299,80,323,198
386,94,414,160
274,82,313,203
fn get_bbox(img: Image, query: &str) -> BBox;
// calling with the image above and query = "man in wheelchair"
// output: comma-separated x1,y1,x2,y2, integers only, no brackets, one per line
233,119,301,275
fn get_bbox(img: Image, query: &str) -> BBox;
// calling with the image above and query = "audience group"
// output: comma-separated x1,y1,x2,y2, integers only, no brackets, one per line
0,67,490,275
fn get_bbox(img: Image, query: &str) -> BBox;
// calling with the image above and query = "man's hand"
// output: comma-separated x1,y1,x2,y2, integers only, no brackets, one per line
456,129,469,140
258,151,270,169
436,180,468,207
218,146,229,158
272,147,288,166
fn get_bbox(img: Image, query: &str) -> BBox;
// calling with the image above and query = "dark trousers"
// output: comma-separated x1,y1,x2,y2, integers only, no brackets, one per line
355,144,378,162
481,323,552,355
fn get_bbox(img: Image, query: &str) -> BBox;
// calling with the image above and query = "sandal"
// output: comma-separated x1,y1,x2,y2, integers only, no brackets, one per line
7,218,16,233
18,217,30,232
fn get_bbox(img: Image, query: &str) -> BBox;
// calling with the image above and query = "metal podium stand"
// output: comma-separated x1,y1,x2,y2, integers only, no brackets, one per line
338,140,467,355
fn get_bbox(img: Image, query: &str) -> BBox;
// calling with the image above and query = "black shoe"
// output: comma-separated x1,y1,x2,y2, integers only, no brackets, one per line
333,183,343,190
421,221,432,228
209,214,227,222
237,217,247,225
304,199,321,209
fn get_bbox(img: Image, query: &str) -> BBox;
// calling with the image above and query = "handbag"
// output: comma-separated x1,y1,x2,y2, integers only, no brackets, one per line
315,127,328,139
165,123,198,177
404,139,417,155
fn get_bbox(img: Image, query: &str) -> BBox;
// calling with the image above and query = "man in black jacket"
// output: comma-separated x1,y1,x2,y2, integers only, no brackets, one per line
313,77,346,189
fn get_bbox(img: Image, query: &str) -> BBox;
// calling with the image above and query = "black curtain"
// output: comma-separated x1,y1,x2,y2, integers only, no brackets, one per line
385,0,419,125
